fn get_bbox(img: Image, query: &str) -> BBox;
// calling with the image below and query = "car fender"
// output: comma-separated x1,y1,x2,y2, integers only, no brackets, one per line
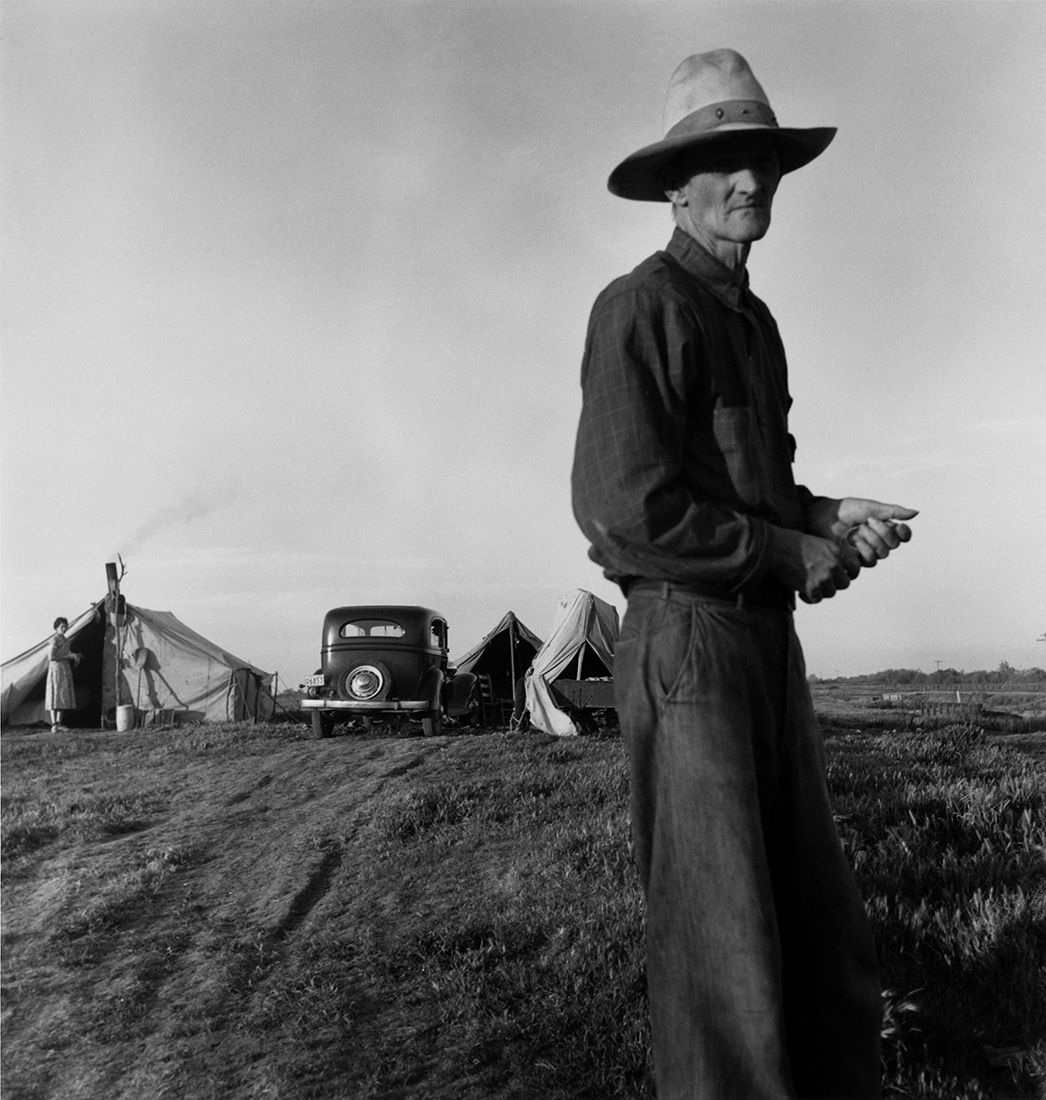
444,671,478,716
416,666,444,711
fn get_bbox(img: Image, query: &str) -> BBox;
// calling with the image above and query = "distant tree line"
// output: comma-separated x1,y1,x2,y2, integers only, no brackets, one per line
811,662,1046,687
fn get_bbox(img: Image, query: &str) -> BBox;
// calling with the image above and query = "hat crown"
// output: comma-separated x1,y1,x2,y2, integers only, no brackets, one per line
663,49,771,135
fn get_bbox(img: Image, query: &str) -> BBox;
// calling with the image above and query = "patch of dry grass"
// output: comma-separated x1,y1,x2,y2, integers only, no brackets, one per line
2,718,1044,1099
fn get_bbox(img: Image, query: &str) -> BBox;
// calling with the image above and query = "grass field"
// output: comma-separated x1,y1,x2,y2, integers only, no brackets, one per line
2,702,1044,1099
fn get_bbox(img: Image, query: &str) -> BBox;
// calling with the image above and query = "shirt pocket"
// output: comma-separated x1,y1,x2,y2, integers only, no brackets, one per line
712,404,768,507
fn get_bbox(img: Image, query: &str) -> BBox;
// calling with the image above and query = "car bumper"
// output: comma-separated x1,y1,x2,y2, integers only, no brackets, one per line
301,699,431,713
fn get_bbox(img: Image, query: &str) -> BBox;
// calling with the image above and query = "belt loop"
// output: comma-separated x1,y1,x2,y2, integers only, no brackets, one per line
736,592,746,610
661,582,671,600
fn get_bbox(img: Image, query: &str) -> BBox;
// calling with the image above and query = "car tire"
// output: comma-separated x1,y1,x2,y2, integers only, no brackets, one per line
422,711,443,737
312,711,335,739
459,686,481,728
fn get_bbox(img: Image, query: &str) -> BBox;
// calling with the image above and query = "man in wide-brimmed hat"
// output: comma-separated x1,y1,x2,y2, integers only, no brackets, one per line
572,50,917,1098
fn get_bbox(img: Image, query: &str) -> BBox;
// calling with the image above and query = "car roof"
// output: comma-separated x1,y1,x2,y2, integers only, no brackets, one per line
323,605,445,627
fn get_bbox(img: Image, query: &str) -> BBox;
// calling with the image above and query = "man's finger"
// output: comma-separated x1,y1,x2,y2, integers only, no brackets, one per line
872,503,919,522
872,518,913,545
847,519,913,558
865,518,903,552
847,526,883,560
849,532,879,567
839,541,863,578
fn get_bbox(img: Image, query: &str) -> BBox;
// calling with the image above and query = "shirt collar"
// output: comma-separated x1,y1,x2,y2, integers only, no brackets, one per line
666,227,750,312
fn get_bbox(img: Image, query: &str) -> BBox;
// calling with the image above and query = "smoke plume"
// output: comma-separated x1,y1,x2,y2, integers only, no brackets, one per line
117,485,240,557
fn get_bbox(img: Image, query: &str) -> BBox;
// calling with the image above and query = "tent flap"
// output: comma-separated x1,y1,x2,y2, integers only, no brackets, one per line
1,604,104,726
108,606,274,723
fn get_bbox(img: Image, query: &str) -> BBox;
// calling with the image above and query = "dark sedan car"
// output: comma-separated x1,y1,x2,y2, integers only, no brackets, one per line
300,605,477,738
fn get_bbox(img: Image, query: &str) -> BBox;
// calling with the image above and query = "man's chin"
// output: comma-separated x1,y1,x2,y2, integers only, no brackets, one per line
731,210,772,241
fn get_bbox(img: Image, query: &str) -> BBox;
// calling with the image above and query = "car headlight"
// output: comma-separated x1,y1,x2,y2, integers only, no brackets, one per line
347,664,384,700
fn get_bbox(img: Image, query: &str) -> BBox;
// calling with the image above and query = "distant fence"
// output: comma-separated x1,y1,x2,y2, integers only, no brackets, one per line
877,681,1046,694
915,700,984,721
880,692,986,721
865,688,1045,732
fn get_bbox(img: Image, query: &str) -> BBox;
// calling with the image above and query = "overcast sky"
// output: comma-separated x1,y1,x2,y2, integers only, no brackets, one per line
3,0,1044,685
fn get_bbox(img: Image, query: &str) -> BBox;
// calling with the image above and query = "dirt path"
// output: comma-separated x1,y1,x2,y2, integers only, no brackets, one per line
2,727,484,1099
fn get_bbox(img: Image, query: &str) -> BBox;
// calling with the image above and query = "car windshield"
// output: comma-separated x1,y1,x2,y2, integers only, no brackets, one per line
340,619,406,639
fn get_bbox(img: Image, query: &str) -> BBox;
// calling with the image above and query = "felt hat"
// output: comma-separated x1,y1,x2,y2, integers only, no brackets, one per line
608,49,836,202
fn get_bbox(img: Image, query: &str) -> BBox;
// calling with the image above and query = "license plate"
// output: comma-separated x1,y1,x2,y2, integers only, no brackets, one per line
303,674,325,688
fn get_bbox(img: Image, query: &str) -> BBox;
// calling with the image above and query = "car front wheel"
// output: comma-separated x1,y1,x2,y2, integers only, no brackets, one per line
458,686,481,728
312,711,335,739
422,710,443,737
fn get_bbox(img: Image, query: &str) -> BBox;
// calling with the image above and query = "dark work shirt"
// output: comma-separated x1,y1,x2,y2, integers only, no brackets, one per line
571,228,822,593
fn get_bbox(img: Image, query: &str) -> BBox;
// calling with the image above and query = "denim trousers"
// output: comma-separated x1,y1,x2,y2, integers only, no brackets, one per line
615,584,882,1100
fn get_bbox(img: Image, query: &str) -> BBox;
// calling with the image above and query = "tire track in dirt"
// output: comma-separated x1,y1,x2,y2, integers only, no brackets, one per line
222,739,455,1037
260,744,442,941
275,844,343,938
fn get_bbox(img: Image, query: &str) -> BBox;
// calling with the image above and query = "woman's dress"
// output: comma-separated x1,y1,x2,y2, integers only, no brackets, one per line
45,634,77,710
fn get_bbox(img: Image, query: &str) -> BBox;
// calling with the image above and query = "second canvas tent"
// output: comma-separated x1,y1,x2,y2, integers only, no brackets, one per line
455,611,544,698
525,589,619,737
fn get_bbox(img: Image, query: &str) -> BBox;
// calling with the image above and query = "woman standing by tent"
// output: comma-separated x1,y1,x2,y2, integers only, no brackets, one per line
46,617,80,732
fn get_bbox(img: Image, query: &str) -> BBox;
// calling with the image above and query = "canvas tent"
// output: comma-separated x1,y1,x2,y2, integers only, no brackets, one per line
2,598,274,729
525,589,619,737
455,611,544,700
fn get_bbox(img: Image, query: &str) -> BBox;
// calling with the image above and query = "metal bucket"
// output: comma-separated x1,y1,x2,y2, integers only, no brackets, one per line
116,705,136,732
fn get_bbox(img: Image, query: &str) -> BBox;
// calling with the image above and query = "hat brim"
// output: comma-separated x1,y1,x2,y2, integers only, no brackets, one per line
607,125,837,202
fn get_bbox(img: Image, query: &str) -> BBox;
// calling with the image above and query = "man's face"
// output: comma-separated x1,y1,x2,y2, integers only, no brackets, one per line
670,135,782,249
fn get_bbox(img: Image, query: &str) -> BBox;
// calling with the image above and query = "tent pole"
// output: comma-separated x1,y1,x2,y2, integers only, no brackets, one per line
509,616,516,696
105,560,126,728
113,586,122,724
